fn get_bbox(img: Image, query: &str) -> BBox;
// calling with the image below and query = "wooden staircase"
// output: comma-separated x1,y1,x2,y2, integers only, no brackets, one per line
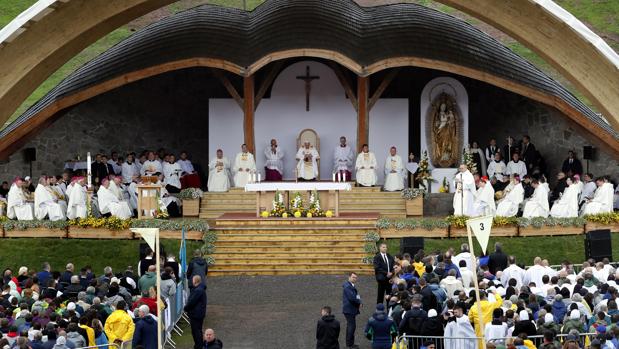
209,215,376,276
199,188,255,219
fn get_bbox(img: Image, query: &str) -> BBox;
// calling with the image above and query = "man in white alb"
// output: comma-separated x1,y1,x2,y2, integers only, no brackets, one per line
487,152,507,182
163,154,183,193
67,177,87,219
333,136,354,181
264,139,284,181
453,164,476,216
522,179,550,218
383,146,405,192
233,144,256,187
97,178,133,219
178,151,201,188
506,153,527,178
495,176,525,217
580,173,597,205
34,177,66,221
140,151,162,176
207,149,231,192
121,153,139,186
473,176,496,216
581,177,614,215
355,144,377,187
296,141,320,181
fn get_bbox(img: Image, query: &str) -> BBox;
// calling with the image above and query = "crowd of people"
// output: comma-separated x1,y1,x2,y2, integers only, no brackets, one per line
0,248,217,349
453,136,618,218
1,149,201,221
319,242,619,349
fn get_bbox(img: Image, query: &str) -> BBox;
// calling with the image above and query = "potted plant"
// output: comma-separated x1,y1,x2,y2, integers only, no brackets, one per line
401,188,424,216
178,188,204,217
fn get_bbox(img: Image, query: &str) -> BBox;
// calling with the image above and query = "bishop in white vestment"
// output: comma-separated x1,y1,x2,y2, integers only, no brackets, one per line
34,177,66,221
522,180,550,218
550,177,579,218
582,179,614,215
473,176,496,216
97,179,133,219
296,142,320,181
67,177,87,219
207,150,231,192
233,144,257,187
452,164,476,216
495,177,525,217
355,144,377,187
7,179,34,220
264,139,284,181
333,136,354,180
383,147,405,192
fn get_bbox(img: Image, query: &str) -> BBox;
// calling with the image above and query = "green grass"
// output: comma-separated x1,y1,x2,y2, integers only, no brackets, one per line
0,238,203,274
0,0,37,28
384,233,619,266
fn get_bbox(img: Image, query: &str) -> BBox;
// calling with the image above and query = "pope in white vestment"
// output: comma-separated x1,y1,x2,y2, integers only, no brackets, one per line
97,179,133,219
383,147,405,192
496,179,524,217
67,178,87,219
582,180,614,215
550,179,580,218
7,180,34,220
473,177,496,216
522,181,550,218
208,150,231,192
296,142,320,180
453,165,476,216
355,145,377,187
34,178,66,221
333,136,354,179
233,144,257,187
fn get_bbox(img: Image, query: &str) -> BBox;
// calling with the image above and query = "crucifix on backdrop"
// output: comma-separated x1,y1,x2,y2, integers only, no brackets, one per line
296,65,320,111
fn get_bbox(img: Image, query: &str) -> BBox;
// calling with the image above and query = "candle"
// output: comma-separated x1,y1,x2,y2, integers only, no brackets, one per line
332,173,335,182
337,172,341,182
258,173,261,182
86,152,92,188
343,172,347,182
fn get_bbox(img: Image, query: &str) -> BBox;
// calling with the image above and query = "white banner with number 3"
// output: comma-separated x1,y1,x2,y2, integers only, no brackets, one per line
466,216,493,255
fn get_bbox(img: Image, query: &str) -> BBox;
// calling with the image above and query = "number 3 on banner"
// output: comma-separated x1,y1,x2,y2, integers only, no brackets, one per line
479,223,484,231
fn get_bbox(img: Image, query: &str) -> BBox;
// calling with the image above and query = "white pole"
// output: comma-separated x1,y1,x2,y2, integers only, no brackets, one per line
466,224,487,349
156,229,162,349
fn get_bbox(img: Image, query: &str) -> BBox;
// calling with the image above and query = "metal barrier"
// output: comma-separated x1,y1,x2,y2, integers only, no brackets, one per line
162,279,190,348
75,340,131,349
396,333,597,349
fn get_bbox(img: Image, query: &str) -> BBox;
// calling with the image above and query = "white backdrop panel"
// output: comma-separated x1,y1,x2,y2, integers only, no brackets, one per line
208,99,244,161
369,99,409,185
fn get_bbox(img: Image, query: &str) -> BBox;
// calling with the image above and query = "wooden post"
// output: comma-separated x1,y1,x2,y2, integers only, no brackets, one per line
155,229,162,349
357,76,369,152
243,75,255,154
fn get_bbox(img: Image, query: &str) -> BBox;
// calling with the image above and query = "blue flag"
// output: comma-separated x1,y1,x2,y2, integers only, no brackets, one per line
179,227,187,278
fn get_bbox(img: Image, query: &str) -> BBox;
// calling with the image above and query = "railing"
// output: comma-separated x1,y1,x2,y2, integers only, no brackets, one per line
395,333,597,349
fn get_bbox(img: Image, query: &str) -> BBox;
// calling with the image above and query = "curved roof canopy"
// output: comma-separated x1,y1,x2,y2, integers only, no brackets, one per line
1,0,616,154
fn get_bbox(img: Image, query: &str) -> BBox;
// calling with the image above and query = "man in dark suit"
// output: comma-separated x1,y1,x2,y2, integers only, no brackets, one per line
488,242,508,275
342,272,361,349
520,135,537,172
373,242,394,305
561,150,583,177
184,275,207,349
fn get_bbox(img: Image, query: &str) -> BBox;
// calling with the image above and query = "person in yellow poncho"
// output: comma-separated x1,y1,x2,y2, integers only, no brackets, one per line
468,289,503,344
104,300,135,345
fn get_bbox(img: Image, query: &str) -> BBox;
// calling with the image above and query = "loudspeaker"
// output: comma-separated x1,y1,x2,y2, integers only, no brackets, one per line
583,146,595,160
585,229,612,262
400,237,424,256
23,148,36,162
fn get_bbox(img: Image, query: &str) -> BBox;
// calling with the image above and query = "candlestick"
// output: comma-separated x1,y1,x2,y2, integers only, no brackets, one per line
86,152,92,189
337,172,341,182
343,172,347,182
332,173,335,182
258,173,261,183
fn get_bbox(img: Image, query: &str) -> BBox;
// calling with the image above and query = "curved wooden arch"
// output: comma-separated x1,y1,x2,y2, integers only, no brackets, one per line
0,0,617,138
1,51,618,160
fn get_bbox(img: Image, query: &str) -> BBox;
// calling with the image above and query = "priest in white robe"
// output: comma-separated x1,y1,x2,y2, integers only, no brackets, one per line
333,136,354,181
473,176,496,216
264,139,284,181
522,179,550,218
163,154,183,193
444,308,477,349
582,178,614,215
383,147,405,192
580,173,597,204
496,176,524,217
487,153,507,182
453,164,476,216
551,177,580,218
7,178,34,220
34,177,66,221
140,151,162,176
355,144,377,187
208,149,231,192
296,142,320,181
97,179,133,219
67,177,87,219
233,144,257,187
154,174,182,217
506,153,527,178
121,153,139,185
178,151,201,188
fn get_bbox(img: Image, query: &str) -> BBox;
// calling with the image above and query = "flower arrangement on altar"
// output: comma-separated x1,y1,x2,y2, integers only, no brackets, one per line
415,151,433,189
463,146,477,174
290,191,306,216
439,177,449,193
268,190,287,217
178,188,204,200
154,190,169,219
307,189,325,217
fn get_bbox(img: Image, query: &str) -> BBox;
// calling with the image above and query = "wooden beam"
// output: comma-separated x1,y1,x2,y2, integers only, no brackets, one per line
243,75,255,154
368,68,399,111
255,61,284,110
213,70,243,110
357,76,369,152
329,62,358,112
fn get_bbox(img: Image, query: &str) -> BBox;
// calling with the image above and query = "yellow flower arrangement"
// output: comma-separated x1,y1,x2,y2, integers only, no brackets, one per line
306,212,312,218
282,212,288,218
261,211,270,218
325,210,333,218
294,211,302,218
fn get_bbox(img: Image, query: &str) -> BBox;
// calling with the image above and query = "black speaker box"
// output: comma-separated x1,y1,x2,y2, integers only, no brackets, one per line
585,229,612,262
24,148,36,162
400,237,424,256
583,146,595,160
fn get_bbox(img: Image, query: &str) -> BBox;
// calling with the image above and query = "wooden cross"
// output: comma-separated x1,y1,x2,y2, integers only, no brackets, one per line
296,65,320,111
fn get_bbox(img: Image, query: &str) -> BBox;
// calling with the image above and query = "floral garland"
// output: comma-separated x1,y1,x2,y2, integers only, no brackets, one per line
178,188,204,200
415,150,433,189
400,188,424,200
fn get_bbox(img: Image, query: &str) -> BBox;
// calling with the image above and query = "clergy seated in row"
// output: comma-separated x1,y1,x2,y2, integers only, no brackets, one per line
296,141,320,181
506,152,527,179
580,173,597,205
7,178,34,220
495,176,524,217
581,177,615,215
66,177,87,219
473,176,495,216
163,154,182,193
383,147,405,192
355,144,377,187
207,149,231,192
522,179,550,218
487,153,509,191
140,151,162,177
121,153,140,185
452,164,475,216
34,176,67,221
178,151,202,189
234,144,256,187
153,174,182,217
97,178,133,219
333,136,354,181
264,139,284,181
550,176,580,218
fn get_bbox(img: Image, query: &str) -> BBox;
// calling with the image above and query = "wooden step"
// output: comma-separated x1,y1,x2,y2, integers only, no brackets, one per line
215,240,363,247
214,219,376,227
214,228,372,234
214,245,365,253
214,256,365,264
215,234,365,241
212,251,367,258
210,262,368,270
208,268,373,276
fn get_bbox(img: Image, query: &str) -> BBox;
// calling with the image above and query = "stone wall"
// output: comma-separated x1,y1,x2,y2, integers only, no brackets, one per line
0,69,210,182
